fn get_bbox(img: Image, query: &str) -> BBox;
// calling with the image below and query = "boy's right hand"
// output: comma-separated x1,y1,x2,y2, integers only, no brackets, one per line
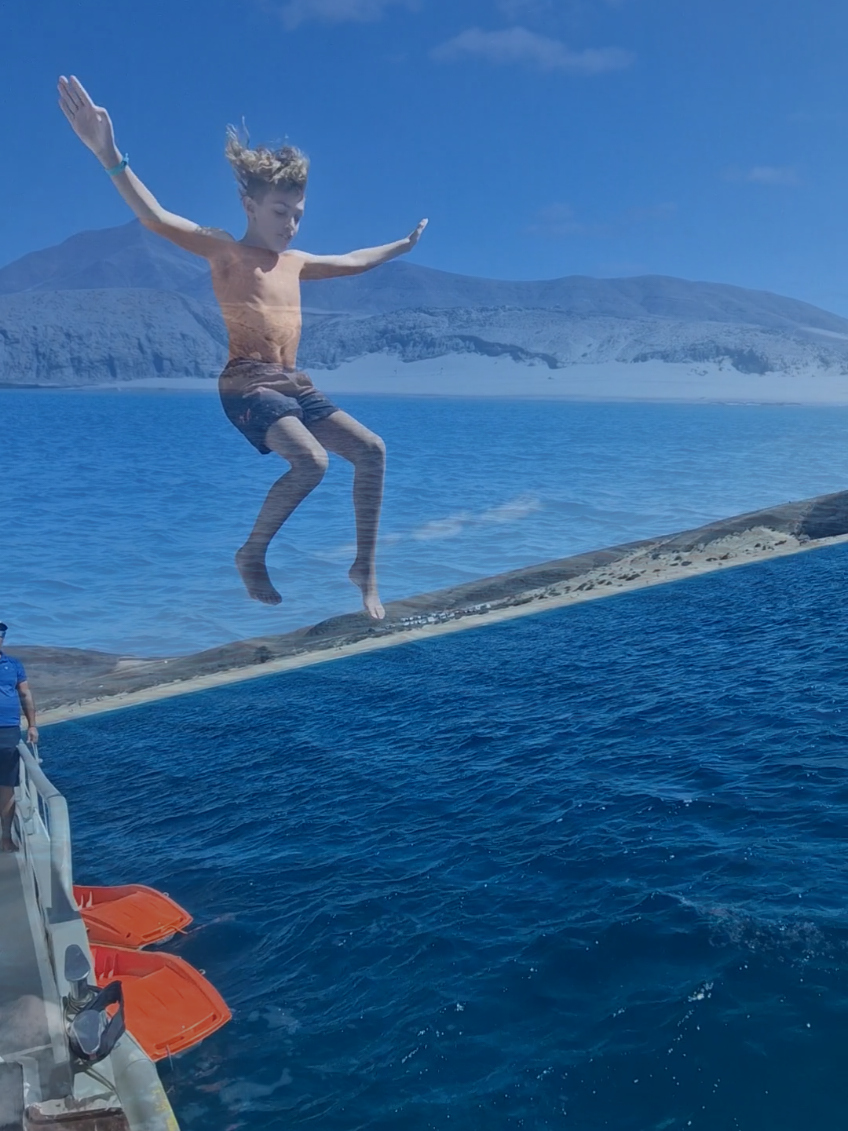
406,219,428,249
58,76,119,165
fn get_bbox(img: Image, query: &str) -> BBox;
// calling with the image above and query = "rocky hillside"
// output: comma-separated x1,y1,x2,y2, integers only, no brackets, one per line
297,307,848,377
0,289,227,385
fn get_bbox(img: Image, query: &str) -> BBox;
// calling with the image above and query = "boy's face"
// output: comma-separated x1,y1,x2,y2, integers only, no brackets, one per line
245,185,306,252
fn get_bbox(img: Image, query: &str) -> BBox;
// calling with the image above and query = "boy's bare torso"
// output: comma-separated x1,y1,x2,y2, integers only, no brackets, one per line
208,240,305,369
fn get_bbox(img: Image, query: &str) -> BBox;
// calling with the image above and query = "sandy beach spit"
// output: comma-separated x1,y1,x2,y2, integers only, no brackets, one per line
17,488,848,726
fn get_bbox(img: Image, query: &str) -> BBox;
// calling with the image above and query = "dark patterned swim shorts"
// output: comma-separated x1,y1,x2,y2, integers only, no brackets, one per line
218,358,339,455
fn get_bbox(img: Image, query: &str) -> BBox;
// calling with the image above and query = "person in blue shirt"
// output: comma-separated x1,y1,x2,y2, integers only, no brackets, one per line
0,623,38,852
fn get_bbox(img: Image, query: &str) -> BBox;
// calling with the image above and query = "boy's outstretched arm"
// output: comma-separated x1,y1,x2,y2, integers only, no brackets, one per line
57,75,233,257
299,220,428,281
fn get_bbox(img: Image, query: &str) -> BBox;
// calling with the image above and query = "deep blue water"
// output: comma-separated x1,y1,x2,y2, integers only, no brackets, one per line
6,390,848,655
48,541,848,1130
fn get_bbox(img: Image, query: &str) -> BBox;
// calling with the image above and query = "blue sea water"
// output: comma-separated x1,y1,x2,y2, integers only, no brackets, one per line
5,389,848,655
49,542,848,1130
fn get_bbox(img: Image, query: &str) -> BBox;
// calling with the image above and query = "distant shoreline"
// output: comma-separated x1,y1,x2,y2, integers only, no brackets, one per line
22,488,848,727
0,382,822,408
3,353,848,404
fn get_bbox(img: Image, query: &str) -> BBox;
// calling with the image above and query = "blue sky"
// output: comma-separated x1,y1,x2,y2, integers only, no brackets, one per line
3,0,848,312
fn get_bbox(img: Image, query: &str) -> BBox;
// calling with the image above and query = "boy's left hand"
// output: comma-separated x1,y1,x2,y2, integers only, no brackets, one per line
405,219,428,250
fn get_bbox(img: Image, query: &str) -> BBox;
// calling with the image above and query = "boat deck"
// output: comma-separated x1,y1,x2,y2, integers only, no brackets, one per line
0,851,66,1102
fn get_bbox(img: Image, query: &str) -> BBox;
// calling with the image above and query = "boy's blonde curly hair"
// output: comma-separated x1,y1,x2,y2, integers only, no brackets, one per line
224,124,309,200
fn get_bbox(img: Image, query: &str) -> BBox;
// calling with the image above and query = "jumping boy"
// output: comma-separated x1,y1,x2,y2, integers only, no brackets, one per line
58,75,427,620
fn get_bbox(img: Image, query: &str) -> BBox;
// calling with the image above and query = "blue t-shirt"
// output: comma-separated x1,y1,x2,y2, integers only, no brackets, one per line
0,652,26,727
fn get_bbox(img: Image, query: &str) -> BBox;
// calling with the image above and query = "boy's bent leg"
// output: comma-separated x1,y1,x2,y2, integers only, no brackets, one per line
236,416,330,605
307,410,386,620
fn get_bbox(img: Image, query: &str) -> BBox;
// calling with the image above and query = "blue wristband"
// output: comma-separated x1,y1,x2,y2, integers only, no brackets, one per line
106,153,129,177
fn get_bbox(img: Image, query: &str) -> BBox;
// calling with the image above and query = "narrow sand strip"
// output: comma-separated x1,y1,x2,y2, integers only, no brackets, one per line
35,523,848,727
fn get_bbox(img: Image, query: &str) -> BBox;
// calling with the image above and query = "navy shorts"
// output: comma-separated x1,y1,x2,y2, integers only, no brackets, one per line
219,358,339,455
0,726,21,788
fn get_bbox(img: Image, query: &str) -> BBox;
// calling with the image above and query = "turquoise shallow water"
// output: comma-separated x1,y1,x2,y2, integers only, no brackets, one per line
47,541,848,1130
5,390,848,655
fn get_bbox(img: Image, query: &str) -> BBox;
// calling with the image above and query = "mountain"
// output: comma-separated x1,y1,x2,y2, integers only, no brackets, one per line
2,220,848,388
5,220,848,329
306,266,848,332
0,290,227,385
0,221,212,300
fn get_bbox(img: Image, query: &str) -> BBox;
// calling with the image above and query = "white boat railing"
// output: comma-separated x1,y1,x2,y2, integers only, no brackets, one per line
15,740,73,915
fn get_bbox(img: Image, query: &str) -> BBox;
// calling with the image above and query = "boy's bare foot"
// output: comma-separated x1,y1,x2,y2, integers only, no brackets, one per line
1,837,18,853
236,545,282,606
349,561,385,620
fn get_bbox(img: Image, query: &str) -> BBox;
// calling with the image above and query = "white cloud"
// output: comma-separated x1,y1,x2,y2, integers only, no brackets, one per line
496,0,552,17
724,165,800,187
430,26,634,74
622,201,678,222
526,203,611,237
526,200,676,239
271,0,415,29
788,110,842,126
745,165,800,186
